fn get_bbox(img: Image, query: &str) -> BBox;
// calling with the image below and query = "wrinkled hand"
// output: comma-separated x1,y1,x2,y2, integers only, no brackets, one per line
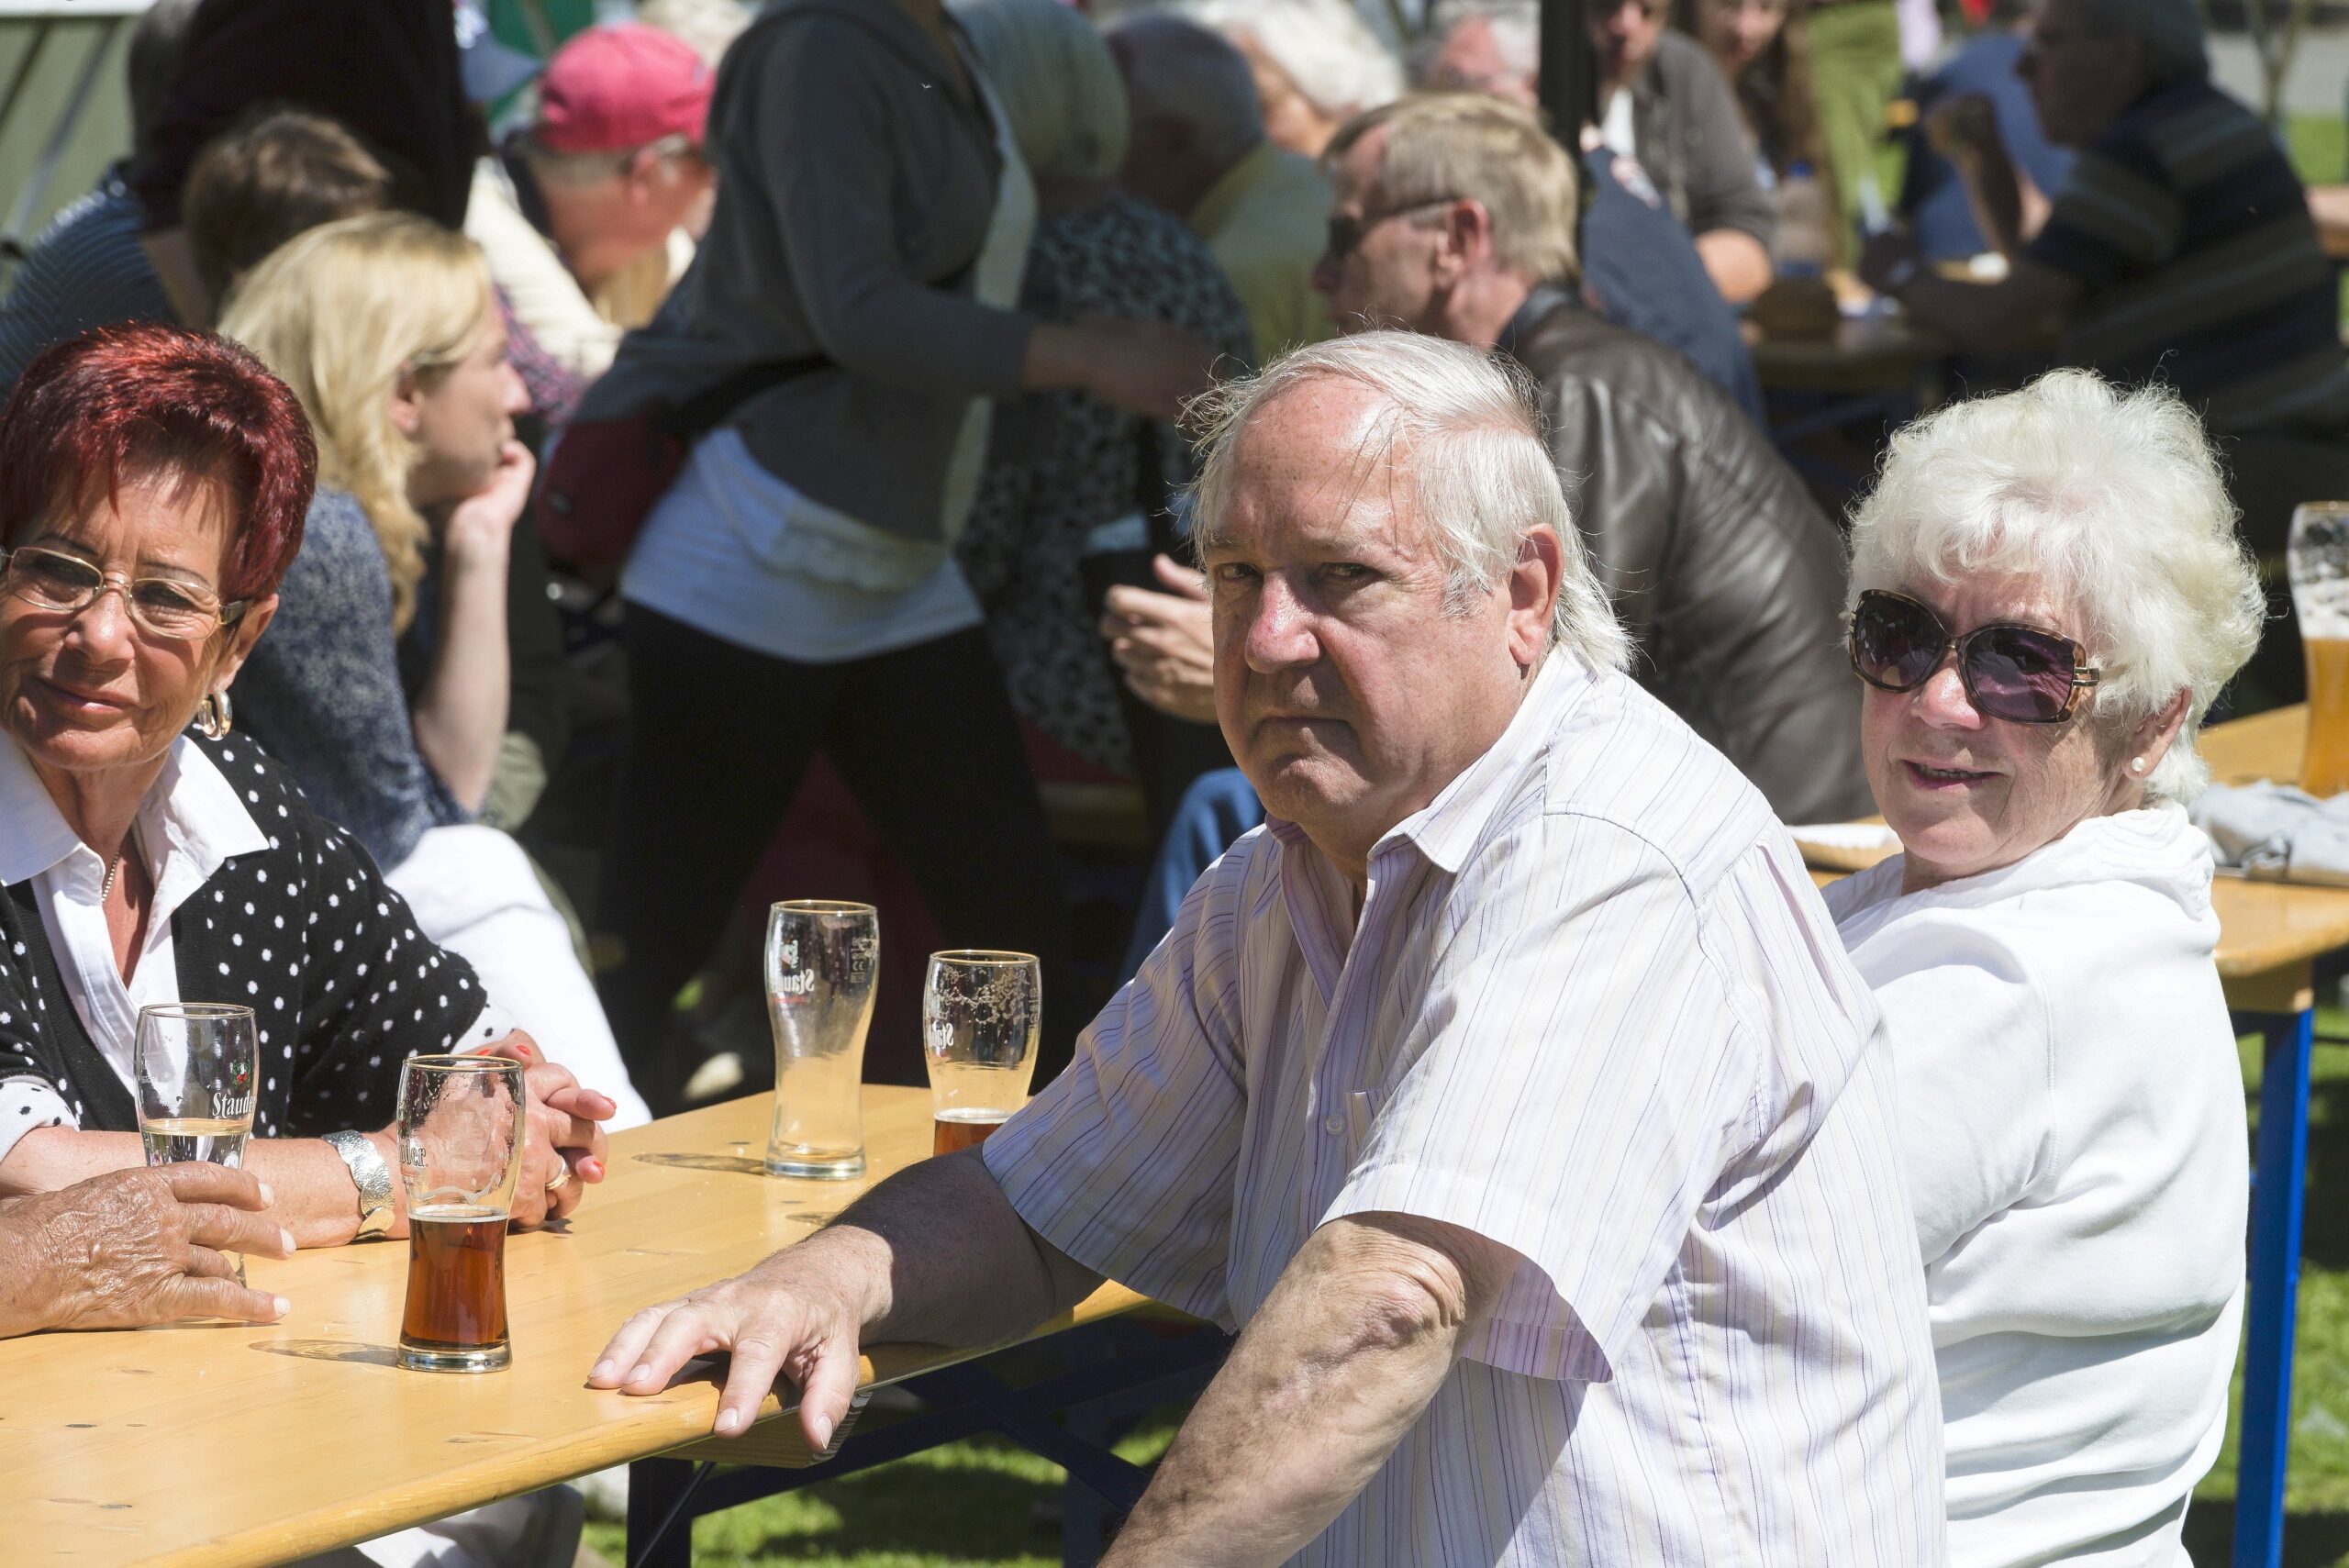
589,1253,865,1448
481,1032,613,1229
10,1163,293,1333
1857,228,1923,296
1102,555,1218,724
442,439,537,559
1077,317,1222,424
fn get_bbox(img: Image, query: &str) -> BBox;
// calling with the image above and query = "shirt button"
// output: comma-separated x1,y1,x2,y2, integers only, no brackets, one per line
1322,1113,1345,1137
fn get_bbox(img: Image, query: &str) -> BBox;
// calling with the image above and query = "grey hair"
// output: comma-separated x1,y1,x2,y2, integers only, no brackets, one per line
1419,0,1542,84
1106,15,1264,173
1188,0,1405,120
1846,370,2263,805
2073,0,2208,83
518,130,701,185
1189,330,1630,673
955,0,1130,183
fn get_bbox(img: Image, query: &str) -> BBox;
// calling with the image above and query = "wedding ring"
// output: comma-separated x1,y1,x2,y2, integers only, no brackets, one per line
546,1164,574,1192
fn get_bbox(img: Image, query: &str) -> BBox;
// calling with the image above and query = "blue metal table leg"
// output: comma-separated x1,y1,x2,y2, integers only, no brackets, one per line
2234,1006,2314,1568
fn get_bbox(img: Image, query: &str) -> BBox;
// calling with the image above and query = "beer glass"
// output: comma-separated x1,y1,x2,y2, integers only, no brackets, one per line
2290,501,2349,796
395,1055,526,1373
922,951,1041,1157
765,901,878,1179
135,1003,259,1284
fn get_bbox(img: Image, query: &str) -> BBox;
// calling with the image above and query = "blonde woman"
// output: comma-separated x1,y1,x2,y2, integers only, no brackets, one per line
218,212,648,1128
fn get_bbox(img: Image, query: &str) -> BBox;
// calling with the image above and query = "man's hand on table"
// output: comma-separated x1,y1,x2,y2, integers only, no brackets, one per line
0,1163,293,1335
1101,555,1218,725
590,1247,870,1449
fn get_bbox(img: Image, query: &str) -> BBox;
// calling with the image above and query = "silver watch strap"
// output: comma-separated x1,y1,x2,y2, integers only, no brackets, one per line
322,1130,395,1239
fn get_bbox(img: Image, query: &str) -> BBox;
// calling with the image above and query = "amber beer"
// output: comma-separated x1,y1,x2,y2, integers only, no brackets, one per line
2306,637,2349,798
933,1108,1012,1156
399,1206,510,1372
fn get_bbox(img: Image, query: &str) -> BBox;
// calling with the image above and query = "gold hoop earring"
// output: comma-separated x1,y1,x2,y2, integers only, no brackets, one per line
195,689,234,740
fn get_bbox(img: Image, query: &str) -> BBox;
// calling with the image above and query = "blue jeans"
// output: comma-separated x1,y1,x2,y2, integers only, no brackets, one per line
1120,768,1264,982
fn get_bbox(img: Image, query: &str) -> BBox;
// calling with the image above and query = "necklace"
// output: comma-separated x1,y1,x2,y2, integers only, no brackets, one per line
100,851,126,904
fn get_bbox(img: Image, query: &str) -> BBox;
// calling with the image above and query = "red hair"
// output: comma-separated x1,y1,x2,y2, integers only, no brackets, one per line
0,323,317,605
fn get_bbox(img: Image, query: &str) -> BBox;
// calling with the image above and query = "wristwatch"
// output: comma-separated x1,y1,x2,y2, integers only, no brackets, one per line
324,1130,395,1240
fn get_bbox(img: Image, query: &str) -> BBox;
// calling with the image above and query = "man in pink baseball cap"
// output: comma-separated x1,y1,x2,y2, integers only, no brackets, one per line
467,22,717,382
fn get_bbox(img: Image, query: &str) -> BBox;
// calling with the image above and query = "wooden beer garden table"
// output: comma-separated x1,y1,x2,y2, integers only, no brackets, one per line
0,1086,1227,1568
1804,703,2348,1568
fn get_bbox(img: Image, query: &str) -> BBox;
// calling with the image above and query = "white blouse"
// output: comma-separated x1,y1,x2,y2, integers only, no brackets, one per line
1826,806,2247,1567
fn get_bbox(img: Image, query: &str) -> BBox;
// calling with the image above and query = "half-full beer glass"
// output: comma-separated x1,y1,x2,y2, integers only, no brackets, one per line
766,900,879,1178
922,951,1041,1156
2290,501,2349,796
395,1055,526,1373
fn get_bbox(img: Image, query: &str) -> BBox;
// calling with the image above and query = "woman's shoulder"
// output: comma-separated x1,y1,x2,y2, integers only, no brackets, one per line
183,730,372,870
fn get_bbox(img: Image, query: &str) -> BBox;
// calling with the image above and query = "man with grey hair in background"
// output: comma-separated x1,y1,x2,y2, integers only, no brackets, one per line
590,330,1943,1565
1108,13,1335,361
1860,0,2348,450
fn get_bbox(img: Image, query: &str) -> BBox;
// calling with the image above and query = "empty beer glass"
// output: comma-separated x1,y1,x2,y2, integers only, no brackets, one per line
135,1003,259,1284
2290,501,2349,796
395,1055,526,1373
766,900,879,1178
922,951,1041,1157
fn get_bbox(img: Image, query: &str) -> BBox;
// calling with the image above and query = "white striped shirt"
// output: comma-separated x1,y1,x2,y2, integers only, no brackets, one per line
985,655,1945,1566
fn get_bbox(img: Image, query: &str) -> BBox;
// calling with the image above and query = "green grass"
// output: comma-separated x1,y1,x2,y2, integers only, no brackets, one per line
2286,113,2349,329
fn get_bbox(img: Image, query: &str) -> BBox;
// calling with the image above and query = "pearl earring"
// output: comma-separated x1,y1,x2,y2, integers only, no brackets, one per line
2129,756,2147,775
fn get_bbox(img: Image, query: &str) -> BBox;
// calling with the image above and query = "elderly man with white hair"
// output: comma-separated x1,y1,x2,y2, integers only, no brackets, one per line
1860,0,2349,441
1826,371,2263,1564
591,330,1943,1566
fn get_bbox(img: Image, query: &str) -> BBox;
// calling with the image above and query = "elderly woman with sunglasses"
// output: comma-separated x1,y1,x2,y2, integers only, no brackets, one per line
0,325,612,1261
1822,369,2263,1565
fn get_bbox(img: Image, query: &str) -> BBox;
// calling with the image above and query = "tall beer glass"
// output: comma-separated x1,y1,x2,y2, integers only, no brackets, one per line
922,951,1041,1156
395,1055,526,1373
765,901,878,1178
135,1003,259,1284
2290,501,2349,796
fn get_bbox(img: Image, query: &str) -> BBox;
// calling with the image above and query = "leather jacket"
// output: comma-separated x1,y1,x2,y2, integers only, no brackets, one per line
1500,288,1873,822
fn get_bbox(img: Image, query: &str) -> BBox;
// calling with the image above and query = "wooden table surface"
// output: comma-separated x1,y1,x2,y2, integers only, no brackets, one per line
0,1085,1146,1568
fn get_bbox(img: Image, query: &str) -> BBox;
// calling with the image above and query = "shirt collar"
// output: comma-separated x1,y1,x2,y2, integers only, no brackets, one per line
1190,139,1281,237
1264,652,1595,880
0,733,270,891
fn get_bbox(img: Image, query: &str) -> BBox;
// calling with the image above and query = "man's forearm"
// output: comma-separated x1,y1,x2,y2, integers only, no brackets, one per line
812,1150,1099,1348
1102,1215,1500,1568
0,1128,384,1247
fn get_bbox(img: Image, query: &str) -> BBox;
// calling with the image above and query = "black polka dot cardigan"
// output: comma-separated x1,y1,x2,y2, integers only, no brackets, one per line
0,733,498,1140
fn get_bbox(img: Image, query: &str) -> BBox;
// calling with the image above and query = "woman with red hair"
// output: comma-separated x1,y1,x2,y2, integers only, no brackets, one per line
0,324,612,1263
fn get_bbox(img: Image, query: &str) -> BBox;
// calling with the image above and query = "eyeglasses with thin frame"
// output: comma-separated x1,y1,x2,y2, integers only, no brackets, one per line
0,544,249,642
1324,195,1461,262
1846,587,2101,725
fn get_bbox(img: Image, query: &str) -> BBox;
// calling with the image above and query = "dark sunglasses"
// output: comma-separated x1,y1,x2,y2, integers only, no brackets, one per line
1846,588,2100,724
1324,195,1459,261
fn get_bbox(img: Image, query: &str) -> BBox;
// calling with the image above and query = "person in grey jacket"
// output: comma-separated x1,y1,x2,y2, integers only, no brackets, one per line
579,0,1213,1106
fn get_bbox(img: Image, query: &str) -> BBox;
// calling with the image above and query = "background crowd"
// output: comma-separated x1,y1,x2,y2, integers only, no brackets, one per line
0,0,2344,1562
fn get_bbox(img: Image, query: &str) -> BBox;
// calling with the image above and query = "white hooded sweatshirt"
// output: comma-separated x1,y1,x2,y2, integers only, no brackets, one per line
1825,806,2246,1568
